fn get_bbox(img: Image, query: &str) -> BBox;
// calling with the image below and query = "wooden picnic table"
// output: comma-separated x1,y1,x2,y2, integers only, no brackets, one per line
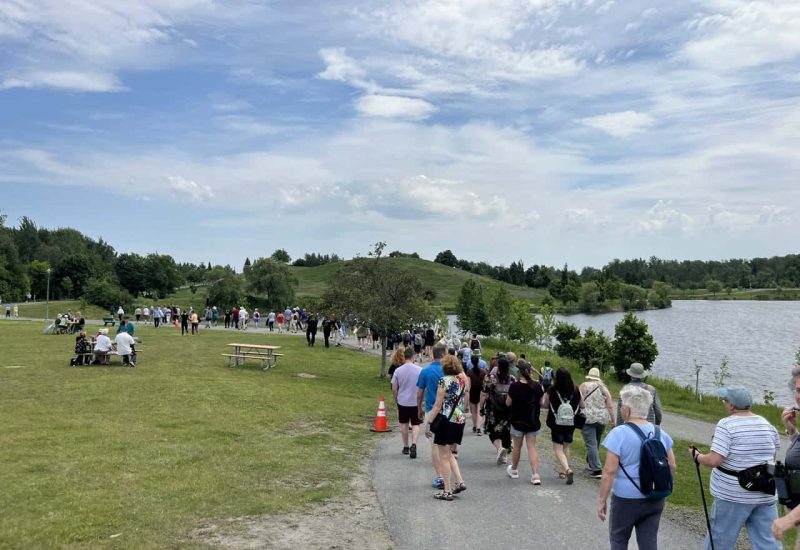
222,343,283,370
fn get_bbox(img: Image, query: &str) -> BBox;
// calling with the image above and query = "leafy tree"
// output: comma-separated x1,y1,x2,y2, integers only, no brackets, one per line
455,279,477,335
706,279,723,297
561,281,580,305
553,322,581,359
28,260,50,300
434,249,459,267
15,216,41,263
115,253,148,296
143,254,182,298
270,249,292,263
505,298,536,343
533,305,557,350
509,260,525,286
244,257,298,310
206,272,244,310
489,285,513,337
572,328,613,373
323,242,429,377
650,281,672,309
60,276,74,298
85,278,133,311
620,284,647,311
243,257,252,273
611,313,658,381
469,284,493,338
54,253,93,298
579,281,603,313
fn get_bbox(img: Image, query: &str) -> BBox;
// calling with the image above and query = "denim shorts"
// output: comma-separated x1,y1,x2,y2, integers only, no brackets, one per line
510,426,540,437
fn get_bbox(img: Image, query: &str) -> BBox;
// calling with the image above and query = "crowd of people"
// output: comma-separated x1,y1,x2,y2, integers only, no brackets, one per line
51,310,85,334
389,336,799,549
72,318,138,367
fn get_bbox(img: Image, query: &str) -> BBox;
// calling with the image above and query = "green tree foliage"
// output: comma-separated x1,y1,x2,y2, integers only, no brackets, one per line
270,249,292,263
561,280,580,305
620,284,647,311
85,278,133,311
504,299,536,343
291,252,341,267
579,281,603,313
706,279,723,297
650,281,672,309
554,322,581,358
206,272,244,310
533,305,557,350
115,253,148,296
571,327,613,373
143,254,182,298
488,285,512,336
244,258,298,310
28,260,50,300
323,243,430,377
54,253,93,298
611,313,658,381
469,284,493,338
455,279,477,335
434,249,459,267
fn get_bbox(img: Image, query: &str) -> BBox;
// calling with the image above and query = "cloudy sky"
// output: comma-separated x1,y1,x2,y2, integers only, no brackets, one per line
1,0,798,269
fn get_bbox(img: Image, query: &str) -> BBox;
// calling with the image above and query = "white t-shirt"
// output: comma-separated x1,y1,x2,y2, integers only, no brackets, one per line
94,335,113,352
709,414,779,504
117,307,124,315
391,362,423,407
115,332,136,355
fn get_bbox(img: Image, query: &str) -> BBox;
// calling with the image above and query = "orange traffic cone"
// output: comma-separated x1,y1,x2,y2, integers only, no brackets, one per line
370,396,392,432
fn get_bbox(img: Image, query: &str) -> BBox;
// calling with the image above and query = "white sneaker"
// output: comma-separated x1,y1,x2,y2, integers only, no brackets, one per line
506,465,519,479
531,473,541,485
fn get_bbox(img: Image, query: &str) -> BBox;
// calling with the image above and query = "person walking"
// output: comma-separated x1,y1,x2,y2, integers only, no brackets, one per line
306,313,318,347
466,354,487,436
542,367,583,484
190,309,199,335
690,385,781,550
417,344,445,489
598,385,676,549
616,362,662,426
580,367,616,479
482,356,514,466
322,317,332,348
772,365,800,543
392,347,422,459
180,309,190,335
424,354,468,501
506,361,545,485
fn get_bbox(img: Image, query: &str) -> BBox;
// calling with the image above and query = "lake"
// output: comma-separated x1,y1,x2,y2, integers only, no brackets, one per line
450,301,800,405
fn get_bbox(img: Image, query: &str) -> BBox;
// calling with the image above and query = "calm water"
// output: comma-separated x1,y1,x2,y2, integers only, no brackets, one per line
450,301,800,404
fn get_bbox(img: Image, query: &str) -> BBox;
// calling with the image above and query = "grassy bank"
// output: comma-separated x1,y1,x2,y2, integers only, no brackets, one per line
0,322,386,549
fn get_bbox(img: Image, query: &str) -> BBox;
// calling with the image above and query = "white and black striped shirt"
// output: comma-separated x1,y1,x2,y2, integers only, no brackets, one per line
709,414,779,504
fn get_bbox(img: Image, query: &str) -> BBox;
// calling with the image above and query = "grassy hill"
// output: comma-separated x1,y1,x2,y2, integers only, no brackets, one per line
291,257,546,310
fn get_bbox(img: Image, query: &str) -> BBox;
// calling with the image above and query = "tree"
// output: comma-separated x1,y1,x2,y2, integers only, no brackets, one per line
650,281,672,309
323,242,430,377
434,249,459,267
532,305,556,350
572,328,613,373
505,299,536,343
561,281,580,305
611,313,658,381
706,279,723,297
54,253,93,298
455,280,477,335
488,285,513,337
469,284,493,338
620,284,647,310
115,253,148,296
270,249,291,263
579,281,603,313
206,272,244,310
553,322,581,359
85,278,133,311
28,260,50,300
143,254,182,298
244,257,298,310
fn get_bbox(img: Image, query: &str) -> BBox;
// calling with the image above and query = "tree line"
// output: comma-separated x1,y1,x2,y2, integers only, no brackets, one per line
434,249,800,291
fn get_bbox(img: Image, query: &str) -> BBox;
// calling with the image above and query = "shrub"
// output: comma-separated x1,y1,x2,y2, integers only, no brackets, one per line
611,312,658,381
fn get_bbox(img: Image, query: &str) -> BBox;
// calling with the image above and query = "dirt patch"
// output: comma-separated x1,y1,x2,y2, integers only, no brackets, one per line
189,461,394,550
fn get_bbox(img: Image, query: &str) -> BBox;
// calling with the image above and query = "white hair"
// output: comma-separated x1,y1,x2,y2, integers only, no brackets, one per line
620,385,653,419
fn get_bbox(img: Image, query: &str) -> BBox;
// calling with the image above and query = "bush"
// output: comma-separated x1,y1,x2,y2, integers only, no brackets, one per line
572,327,613,373
84,279,133,311
553,322,580,358
611,312,658,381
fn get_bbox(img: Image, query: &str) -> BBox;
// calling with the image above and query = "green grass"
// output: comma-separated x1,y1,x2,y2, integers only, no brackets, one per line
291,257,547,310
14,300,109,321
0,322,387,549
671,288,800,301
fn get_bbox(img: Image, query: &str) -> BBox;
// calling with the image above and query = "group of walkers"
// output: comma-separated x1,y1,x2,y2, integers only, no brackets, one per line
390,338,800,549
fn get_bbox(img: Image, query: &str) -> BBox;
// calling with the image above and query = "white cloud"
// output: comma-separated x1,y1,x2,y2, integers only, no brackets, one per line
0,70,123,92
317,48,367,84
581,111,655,138
166,176,213,202
356,95,436,120
637,200,694,235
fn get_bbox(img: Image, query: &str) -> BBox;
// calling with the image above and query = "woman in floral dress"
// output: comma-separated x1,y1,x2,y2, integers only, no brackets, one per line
425,354,469,501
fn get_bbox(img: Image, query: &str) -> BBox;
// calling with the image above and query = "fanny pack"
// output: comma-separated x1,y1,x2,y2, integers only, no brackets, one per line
717,463,775,495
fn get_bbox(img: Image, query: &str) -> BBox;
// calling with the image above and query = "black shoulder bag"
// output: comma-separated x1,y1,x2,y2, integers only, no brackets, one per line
430,386,466,435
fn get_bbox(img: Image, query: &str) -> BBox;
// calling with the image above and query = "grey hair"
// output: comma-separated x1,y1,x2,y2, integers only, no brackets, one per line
788,366,800,391
620,385,653,419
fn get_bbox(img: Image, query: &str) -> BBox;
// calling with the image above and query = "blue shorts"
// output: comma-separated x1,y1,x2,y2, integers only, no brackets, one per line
510,426,540,437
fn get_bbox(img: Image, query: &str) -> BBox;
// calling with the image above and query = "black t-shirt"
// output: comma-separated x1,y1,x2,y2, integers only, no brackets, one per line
508,381,544,432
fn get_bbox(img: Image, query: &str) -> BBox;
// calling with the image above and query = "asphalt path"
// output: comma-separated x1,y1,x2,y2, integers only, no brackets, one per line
371,420,705,549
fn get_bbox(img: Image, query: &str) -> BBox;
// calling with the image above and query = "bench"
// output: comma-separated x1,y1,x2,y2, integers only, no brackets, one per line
221,353,278,370
102,317,116,326
71,350,143,366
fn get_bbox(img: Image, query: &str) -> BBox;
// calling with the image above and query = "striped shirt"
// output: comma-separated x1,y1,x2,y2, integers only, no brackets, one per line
709,414,779,504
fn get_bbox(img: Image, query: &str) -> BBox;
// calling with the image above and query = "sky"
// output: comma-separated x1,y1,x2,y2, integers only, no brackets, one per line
1,0,799,270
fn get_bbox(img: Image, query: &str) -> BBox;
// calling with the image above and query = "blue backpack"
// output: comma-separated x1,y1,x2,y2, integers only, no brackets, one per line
619,423,672,500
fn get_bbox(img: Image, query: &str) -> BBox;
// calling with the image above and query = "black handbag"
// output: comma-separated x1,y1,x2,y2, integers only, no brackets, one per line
430,386,465,435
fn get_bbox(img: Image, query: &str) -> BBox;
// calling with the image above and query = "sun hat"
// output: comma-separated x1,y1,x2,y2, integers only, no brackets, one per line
716,385,752,410
99,328,109,335
586,367,602,381
626,362,646,379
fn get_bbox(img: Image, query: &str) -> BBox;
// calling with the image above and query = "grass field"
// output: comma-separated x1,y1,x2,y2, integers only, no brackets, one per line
0,321,386,549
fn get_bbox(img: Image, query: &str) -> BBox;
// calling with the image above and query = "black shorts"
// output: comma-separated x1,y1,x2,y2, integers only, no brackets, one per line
550,427,575,444
434,422,465,446
414,344,421,353
397,405,421,425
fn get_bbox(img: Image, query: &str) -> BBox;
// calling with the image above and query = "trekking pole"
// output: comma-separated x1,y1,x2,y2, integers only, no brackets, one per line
692,446,714,550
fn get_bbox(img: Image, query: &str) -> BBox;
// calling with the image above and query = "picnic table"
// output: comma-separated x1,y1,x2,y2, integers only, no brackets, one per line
222,343,282,370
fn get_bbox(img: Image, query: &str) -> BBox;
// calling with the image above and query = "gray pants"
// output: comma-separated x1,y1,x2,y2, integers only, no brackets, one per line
582,422,606,471
609,494,665,550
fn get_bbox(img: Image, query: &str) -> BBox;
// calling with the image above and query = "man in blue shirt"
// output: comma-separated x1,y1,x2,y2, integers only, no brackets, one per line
417,344,445,488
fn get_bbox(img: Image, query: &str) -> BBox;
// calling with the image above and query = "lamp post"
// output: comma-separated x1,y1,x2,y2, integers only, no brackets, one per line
45,268,51,321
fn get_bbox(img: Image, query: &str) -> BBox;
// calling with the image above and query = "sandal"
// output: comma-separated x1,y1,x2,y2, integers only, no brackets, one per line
559,472,568,480
452,482,467,494
433,491,454,501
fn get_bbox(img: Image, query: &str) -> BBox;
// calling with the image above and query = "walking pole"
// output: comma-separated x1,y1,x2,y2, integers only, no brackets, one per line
692,446,714,550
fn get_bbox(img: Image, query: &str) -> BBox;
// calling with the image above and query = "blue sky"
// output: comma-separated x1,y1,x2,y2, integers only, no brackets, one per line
1,0,799,270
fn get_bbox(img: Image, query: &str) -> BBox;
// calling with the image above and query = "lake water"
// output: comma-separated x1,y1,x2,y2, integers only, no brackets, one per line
449,301,800,405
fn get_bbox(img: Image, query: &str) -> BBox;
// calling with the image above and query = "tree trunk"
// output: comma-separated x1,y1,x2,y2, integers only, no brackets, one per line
380,335,388,378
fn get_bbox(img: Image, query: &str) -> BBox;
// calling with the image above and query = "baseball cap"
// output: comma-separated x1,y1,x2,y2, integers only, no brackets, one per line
716,385,752,410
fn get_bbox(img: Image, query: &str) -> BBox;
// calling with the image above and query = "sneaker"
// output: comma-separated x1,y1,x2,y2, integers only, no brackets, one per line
531,473,542,485
472,426,477,433
496,448,508,466
506,465,519,479
410,444,417,459
590,470,603,479
476,428,483,436
432,477,444,489
402,446,410,455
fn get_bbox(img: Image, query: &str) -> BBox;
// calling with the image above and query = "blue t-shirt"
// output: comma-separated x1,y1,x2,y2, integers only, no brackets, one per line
417,361,443,412
602,422,673,499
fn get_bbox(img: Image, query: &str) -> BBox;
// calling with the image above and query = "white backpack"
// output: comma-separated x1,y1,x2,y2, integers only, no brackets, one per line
552,392,575,426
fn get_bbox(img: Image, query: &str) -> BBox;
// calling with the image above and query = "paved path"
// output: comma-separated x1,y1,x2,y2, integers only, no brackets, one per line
371,423,704,549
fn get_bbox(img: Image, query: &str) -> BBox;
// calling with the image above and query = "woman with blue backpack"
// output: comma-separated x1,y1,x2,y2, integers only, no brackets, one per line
597,385,676,550
542,367,583,484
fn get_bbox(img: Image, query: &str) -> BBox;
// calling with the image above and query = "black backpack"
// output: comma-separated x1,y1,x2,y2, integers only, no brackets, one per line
620,422,673,500
491,381,511,413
